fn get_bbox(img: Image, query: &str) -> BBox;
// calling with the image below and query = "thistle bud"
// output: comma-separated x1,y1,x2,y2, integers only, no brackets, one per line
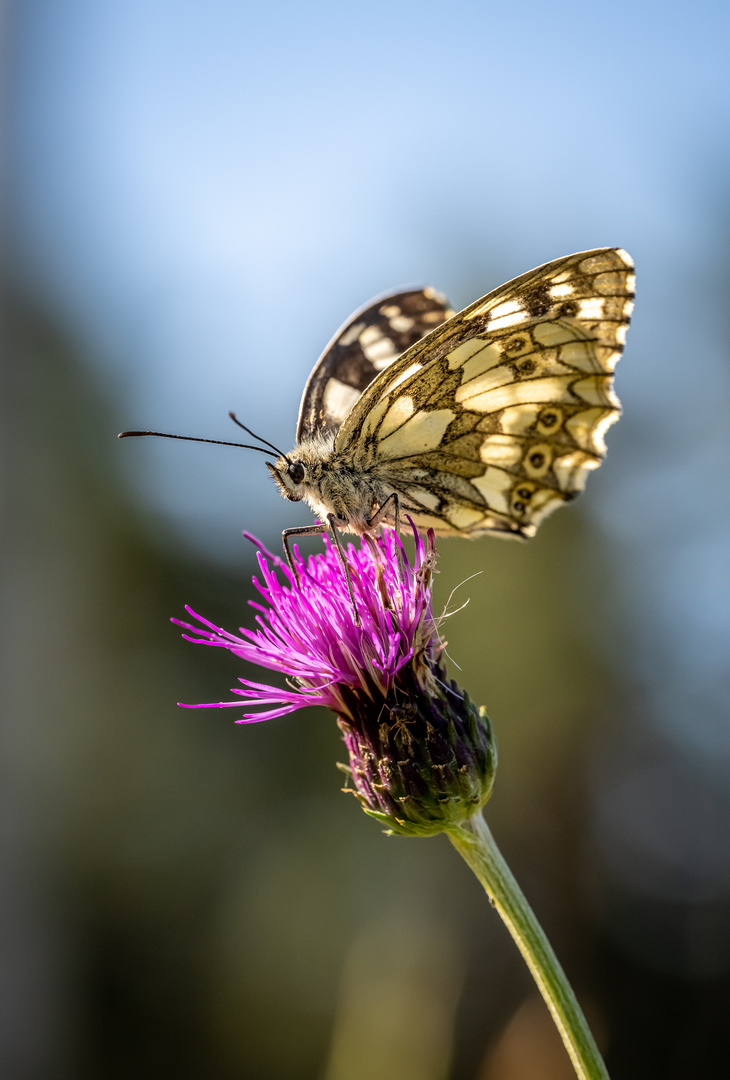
338,681,495,836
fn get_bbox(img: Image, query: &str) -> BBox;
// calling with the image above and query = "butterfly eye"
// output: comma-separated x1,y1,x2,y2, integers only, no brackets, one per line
288,461,306,484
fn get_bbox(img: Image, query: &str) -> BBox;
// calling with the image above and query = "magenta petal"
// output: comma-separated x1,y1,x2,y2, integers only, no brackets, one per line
175,527,440,724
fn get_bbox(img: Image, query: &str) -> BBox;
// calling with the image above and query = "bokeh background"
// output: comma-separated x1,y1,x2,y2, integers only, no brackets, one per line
2,2,730,1077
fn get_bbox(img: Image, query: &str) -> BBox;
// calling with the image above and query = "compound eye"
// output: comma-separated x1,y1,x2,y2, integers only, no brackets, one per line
288,461,305,484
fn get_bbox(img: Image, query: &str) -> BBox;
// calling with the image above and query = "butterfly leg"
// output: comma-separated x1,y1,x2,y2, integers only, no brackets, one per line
283,518,361,626
326,514,361,626
366,491,400,534
367,492,404,578
282,522,327,584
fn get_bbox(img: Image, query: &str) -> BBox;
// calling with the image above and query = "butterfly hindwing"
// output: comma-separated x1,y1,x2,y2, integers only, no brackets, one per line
336,248,635,537
296,288,454,441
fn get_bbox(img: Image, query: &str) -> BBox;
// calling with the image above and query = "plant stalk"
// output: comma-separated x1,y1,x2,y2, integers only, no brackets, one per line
447,812,609,1080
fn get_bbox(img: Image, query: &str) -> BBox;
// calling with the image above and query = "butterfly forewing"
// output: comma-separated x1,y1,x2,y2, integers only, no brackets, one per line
296,287,454,441
335,248,635,537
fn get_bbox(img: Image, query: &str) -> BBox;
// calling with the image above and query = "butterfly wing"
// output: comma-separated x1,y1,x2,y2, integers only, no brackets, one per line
296,288,454,441
335,248,635,537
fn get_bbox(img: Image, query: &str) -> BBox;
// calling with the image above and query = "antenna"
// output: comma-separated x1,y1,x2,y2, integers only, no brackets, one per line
117,430,276,456
228,412,286,457
118,411,288,458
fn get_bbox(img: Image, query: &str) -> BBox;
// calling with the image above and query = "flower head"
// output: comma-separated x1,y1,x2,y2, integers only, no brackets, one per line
175,527,495,835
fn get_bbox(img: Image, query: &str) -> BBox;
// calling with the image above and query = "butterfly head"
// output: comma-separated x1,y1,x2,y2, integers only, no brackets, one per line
266,456,308,502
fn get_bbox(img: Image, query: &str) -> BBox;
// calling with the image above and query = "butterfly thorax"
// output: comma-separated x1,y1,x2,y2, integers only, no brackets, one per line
267,432,394,534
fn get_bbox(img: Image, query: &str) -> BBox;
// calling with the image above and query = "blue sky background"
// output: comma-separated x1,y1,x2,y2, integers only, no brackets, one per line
6,0,730,811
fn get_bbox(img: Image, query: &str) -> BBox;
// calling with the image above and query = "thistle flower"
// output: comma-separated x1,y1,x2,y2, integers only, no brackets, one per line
174,526,496,836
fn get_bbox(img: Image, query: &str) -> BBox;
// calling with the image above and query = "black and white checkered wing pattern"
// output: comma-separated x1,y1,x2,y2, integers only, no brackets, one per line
296,288,454,441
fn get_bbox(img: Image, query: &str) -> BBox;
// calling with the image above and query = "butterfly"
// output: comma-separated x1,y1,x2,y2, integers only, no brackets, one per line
265,248,634,568
121,248,634,612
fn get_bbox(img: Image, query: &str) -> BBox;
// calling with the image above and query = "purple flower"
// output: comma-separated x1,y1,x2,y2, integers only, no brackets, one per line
174,527,496,835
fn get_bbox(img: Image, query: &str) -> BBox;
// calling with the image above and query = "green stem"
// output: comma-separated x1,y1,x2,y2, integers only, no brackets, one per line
447,813,609,1080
